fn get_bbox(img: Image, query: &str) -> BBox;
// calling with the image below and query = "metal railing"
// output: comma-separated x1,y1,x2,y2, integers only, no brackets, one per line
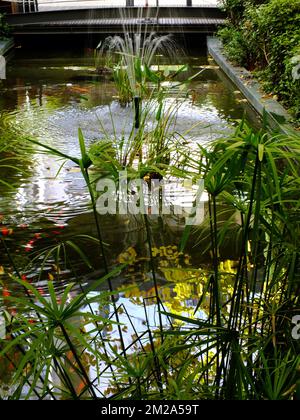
8,1,38,13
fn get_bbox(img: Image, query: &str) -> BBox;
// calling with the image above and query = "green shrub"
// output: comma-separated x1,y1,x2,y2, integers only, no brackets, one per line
221,0,269,25
219,0,300,123
221,0,247,25
0,14,10,40
248,0,300,118
218,26,251,67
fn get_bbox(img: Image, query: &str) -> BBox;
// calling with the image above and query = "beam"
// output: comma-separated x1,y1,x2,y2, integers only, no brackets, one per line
7,6,225,24
6,5,225,35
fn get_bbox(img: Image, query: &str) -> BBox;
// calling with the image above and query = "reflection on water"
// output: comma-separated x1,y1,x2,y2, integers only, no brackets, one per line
0,51,258,394
0,52,258,218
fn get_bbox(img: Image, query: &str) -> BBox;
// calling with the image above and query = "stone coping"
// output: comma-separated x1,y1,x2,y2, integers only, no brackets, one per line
207,37,298,135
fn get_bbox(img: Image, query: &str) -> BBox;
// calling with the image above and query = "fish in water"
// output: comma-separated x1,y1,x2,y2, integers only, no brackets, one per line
66,86,90,94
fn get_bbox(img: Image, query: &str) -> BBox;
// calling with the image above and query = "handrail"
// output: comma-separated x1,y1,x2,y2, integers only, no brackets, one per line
6,1,38,13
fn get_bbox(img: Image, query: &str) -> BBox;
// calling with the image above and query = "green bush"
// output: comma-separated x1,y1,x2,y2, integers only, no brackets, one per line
218,26,251,67
219,0,300,122
221,0,269,24
0,14,10,40
221,0,247,25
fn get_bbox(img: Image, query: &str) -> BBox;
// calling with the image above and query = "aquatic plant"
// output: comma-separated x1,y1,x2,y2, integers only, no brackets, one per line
88,97,184,180
0,18,299,397
1,120,300,399
96,8,179,104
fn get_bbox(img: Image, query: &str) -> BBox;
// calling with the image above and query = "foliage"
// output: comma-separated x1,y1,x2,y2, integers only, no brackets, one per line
97,33,170,101
219,0,300,123
0,25,299,398
95,32,185,104
1,119,300,399
87,98,184,183
218,26,250,67
0,14,10,40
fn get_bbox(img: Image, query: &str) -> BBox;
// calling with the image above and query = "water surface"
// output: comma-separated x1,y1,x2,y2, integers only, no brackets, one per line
0,47,259,357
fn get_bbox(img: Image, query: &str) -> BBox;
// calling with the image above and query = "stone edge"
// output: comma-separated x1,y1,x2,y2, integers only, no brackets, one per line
207,36,298,136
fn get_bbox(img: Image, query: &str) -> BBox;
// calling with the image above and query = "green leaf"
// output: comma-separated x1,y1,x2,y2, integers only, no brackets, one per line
179,224,192,252
65,240,93,269
258,144,264,162
78,128,92,169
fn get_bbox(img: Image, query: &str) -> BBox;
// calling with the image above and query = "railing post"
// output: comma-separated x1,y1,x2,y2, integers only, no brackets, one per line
29,0,38,12
9,0,38,13
126,0,134,6
187,0,192,6
20,0,39,12
22,0,29,13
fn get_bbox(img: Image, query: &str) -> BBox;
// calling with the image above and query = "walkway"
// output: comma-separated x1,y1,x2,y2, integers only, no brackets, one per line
36,1,221,12
7,1,224,35
7,1,221,13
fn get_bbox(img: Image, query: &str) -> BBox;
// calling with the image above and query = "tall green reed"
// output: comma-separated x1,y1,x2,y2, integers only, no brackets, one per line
170,121,300,399
1,121,299,399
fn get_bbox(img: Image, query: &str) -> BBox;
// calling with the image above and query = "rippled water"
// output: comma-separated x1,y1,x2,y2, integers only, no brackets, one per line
0,49,259,318
0,47,262,398
1,53,256,216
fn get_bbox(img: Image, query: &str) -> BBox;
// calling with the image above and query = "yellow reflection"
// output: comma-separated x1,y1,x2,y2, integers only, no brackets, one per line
117,246,237,320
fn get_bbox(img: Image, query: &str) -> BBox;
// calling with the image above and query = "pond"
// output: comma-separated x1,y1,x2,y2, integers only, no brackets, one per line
0,43,261,397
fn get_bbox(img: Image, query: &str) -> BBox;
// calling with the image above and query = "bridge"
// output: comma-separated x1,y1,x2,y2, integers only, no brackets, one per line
1,1,225,35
